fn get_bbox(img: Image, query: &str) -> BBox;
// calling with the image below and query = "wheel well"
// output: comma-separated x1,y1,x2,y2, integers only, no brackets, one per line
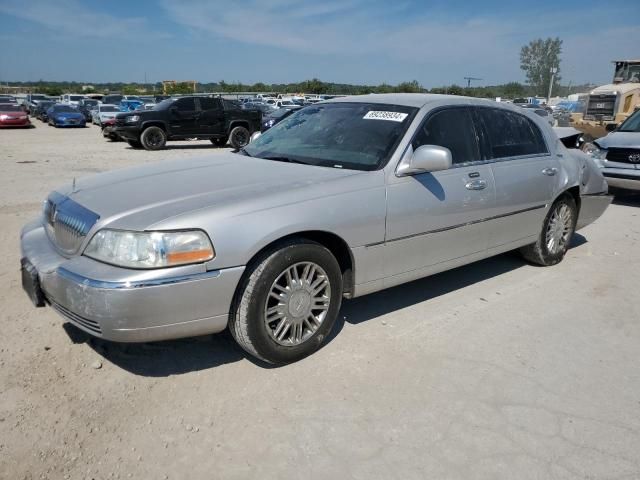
245,231,355,299
142,121,166,132
228,121,250,132
564,186,581,213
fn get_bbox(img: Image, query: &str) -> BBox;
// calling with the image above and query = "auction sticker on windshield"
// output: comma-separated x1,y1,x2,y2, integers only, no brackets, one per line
363,111,408,122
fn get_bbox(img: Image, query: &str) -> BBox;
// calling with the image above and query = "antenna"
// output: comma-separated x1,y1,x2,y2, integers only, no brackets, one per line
464,77,482,88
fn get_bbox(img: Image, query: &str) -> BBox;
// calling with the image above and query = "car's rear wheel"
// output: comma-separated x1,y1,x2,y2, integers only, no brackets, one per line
127,139,143,149
520,194,577,266
140,126,166,150
228,126,250,150
210,137,228,147
229,240,343,365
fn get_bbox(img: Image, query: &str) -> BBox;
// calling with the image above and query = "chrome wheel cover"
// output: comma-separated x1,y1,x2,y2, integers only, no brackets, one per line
264,262,331,346
546,203,573,254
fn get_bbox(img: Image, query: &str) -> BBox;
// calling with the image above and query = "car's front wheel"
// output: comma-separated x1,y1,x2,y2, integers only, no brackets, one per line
127,139,143,149
520,194,577,266
228,126,250,150
140,126,166,150
230,240,343,365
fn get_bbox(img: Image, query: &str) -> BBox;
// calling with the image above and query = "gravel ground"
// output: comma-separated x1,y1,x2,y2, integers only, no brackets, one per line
1,122,639,480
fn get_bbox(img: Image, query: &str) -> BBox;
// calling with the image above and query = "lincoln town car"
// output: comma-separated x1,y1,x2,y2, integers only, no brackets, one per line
21,94,612,364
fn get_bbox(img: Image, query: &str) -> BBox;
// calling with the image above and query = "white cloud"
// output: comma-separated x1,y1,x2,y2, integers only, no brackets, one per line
0,0,165,40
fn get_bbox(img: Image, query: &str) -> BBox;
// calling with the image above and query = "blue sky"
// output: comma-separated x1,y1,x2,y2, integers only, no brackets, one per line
0,0,638,87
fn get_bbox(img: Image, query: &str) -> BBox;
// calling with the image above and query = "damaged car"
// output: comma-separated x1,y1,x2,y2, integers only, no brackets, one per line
20,94,611,364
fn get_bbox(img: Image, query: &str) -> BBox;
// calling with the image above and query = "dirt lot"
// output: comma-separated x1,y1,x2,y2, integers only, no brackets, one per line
1,122,639,480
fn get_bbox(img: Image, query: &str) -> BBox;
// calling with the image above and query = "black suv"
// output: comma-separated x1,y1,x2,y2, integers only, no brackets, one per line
114,96,262,150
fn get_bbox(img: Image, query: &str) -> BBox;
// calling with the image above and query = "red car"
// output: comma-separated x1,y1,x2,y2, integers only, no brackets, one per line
0,104,31,128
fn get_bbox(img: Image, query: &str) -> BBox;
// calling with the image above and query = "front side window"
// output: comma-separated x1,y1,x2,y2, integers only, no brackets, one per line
175,98,196,112
476,108,548,159
412,108,480,165
244,102,417,171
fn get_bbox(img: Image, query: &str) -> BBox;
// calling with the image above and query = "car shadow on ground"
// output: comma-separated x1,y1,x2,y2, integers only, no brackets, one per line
66,234,587,376
611,189,640,207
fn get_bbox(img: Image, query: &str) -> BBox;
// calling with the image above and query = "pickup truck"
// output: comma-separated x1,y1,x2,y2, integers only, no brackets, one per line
114,96,262,150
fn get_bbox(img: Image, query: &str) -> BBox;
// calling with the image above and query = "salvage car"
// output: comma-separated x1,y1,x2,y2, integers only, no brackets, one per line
114,95,261,150
0,104,31,128
92,104,120,126
33,100,56,122
20,94,611,364
46,104,86,127
582,107,640,191
77,98,100,122
101,117,120,141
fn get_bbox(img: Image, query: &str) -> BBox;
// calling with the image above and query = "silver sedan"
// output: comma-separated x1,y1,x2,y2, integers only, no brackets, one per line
20,94,611,364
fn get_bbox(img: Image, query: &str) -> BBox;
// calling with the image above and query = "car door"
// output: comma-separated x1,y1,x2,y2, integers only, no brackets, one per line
473,107,559,249
384,107,496,279
168,97,199,135
196,97,225,136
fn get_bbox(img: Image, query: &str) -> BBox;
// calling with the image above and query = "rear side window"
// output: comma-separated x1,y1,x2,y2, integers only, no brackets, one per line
412,108,480,165
175,98,196,112
199,97,221,111
477,108,548,158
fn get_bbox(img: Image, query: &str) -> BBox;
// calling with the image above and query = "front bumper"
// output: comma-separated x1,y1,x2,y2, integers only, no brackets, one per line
602,169,640,191
20,221,244,342
113,125,140,140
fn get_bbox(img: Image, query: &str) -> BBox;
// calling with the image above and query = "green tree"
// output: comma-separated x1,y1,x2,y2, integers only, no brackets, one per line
395,80,423,93
520,37,562,95
164,82,195,95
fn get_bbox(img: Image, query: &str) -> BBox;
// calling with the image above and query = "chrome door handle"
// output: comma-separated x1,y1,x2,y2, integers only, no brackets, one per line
465,179,487,190
542,167,558,176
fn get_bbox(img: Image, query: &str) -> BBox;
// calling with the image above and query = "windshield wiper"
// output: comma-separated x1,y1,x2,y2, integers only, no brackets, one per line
261,156,310,165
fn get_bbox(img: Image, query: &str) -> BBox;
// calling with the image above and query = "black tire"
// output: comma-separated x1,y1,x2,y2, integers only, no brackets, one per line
108,133,120,142
210,137,228,147
127,139,143,149
228,126,250,149
140,126,166,150
229,239,343,365
520,194,577,266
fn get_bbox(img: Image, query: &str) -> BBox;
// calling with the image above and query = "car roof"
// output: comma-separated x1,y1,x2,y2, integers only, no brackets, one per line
325,93,500,108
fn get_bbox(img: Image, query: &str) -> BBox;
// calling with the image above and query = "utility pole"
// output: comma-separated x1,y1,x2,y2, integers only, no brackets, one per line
464,76,482,88
547,67,557,103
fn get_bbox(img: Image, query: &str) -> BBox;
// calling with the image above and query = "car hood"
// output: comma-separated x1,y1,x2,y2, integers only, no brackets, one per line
596,131,640,149
54,112,83,118
58,152,365,230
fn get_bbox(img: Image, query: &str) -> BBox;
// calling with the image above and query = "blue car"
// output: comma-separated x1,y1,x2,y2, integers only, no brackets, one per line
119,99,144,112
46,104,86,128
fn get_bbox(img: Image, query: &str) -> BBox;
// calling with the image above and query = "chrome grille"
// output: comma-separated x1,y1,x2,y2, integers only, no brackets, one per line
606,148,640,165
44,192,100,254
585,94,616,119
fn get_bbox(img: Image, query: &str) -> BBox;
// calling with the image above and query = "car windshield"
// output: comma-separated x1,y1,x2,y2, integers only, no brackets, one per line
101,105,119,112
617,109,640,132
243,102,418,171
31,95,46,100
0,96,16,102
270,108,298,119
0,105,22,112
69,96,83,101
54,105,77,113
84,100,98,106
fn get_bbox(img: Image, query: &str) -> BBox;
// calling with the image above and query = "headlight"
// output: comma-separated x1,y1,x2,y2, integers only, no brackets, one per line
266,119,275,127
581,142,607,163
126,115,140,123
0,114,8,120
84,229,215,269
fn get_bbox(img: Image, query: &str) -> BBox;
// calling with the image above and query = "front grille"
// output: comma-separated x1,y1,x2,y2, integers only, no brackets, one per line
44,192,100,254
606,148,640,165
49,298,103,335
585,94,616,117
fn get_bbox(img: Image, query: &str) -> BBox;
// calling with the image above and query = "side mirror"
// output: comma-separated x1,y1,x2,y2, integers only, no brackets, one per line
396,145,452,176
605,123,617,132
